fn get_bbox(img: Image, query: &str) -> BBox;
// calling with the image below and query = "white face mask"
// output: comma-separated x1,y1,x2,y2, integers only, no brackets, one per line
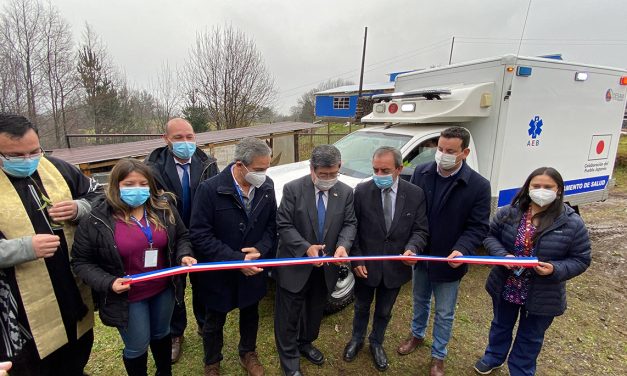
529,188,557,207
435,150,459,170
242,165,266,188
314,176,337,191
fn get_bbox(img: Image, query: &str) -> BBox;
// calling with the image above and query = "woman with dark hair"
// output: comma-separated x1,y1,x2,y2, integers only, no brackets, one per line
473,167,591,376
71,159,196,376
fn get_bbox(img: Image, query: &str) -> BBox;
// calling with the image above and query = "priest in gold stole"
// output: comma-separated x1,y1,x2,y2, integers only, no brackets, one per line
0,114,101,376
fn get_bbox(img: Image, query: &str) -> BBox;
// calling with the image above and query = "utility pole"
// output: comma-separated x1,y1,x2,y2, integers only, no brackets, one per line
448,36,455,65
357,26,368,98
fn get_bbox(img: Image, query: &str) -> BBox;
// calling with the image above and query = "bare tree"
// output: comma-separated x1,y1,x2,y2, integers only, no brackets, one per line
41,2,76,147
184,25,275,129
0,0,47,119
150,61,181,126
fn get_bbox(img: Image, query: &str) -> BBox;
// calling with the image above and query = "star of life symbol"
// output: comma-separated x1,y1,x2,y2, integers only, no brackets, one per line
528,116,543,139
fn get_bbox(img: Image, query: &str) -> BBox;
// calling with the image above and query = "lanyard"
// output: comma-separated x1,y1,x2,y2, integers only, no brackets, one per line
130,207,153,247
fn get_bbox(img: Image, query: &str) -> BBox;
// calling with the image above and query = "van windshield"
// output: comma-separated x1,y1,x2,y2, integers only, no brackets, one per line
334,131,412,178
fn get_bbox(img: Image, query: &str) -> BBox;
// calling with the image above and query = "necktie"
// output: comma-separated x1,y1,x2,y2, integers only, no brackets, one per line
181,164,191,225
317,191,326,243
383,188,393,232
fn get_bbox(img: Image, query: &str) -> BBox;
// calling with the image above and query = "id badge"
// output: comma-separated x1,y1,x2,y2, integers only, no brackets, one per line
144,248,159,268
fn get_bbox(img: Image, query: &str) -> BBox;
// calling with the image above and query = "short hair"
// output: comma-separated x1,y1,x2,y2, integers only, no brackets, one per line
373,146,402,168
0,113,38,139
440,126,470,149
234,137,272,165
310,144,341,169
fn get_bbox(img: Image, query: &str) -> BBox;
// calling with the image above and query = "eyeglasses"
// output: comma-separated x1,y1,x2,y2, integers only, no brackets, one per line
0,148,44,161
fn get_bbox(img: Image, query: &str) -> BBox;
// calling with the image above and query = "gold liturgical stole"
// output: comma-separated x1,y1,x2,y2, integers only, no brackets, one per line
0,157,93,358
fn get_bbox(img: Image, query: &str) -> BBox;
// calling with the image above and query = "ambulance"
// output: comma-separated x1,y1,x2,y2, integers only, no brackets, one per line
266,54,627,312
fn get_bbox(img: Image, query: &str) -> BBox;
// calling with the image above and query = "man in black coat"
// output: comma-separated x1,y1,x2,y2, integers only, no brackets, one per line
343,146,429,371
189,137,277,376
144,118,218,363
397,127,491,376
274,145,357,376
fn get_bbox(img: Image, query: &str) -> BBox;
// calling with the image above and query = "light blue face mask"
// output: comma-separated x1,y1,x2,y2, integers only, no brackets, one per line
1,155,41,178
372,174,394,189
171,142,196,160
120,187,151,208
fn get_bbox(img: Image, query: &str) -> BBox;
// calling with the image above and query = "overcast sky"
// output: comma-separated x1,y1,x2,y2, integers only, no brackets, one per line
51,0,627,114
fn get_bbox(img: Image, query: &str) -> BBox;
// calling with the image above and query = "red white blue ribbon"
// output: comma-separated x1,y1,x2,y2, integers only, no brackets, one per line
125,255,539,285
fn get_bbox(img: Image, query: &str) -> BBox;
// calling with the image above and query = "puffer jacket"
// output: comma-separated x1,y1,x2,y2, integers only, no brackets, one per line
71,197,193,328
484,204,591,316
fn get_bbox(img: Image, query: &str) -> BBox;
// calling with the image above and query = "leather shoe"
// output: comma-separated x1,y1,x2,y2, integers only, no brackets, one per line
397,334,424,355
370,343,389,371
171,335,183,364
204,362,220,376
430,357,445,376
284,371,303,376
299,344,325,365
343,340,363,362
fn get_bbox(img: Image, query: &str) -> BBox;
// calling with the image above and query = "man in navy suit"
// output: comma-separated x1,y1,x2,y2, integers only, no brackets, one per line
397,127,491,376
343,146,429,371
144,118,218,363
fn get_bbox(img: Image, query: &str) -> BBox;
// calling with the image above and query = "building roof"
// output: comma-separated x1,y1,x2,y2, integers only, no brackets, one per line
50,121,323,165
315,82,395,95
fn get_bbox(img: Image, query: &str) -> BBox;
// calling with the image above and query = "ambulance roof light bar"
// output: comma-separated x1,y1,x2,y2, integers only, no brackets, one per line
372,88,452,101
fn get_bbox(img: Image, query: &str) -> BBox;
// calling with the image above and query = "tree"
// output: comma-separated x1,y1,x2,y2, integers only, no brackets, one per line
0,0,46,119
184,25,275,130
181,89,210,133
150,61,181,126
290,78,354,122
77,23,119,136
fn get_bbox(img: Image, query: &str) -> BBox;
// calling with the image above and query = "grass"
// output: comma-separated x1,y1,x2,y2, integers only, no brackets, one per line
84,135,627,375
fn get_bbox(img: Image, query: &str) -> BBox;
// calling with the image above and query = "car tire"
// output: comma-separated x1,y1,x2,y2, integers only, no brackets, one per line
324,264,355,314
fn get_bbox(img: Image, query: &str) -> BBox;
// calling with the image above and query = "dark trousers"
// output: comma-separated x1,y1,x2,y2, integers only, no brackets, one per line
7,329,93,376
171,274,207,337
481,296,554,376
274,267,327,373
202,302,259,365
351,279,401,345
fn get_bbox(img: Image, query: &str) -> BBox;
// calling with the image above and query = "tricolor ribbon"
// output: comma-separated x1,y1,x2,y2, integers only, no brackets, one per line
125,255,538,285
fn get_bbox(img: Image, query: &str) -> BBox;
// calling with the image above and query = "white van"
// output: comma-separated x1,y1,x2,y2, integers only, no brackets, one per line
267,54,627,311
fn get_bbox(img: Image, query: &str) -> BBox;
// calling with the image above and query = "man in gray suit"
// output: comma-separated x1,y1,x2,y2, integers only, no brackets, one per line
274,145,358,376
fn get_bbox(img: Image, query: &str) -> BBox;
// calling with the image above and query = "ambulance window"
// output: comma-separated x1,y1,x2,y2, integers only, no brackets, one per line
404,137,439,169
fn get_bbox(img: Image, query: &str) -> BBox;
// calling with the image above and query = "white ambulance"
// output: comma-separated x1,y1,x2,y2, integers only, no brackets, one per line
266,54,627,312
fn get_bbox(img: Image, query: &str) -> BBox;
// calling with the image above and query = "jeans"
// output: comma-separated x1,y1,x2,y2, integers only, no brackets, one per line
119,287,175,359
351,279,401,345
411,263,461,360
480,296,554,376
202,302,260,365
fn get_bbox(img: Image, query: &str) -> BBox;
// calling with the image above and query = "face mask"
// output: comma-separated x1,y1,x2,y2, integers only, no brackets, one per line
372,174,394,189
120,187,151,208
314,176,337,191
1,155,41,178
171,141,196,160
529,188,557,207
242,165,266,188
435,150,459,170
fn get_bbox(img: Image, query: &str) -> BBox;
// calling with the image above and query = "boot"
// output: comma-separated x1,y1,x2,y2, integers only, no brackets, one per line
123,352,148,376
150,334,172,376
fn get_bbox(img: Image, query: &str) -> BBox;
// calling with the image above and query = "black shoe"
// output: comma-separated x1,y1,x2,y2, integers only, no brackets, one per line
370,343,389,371
123,352,148,376
299,344,325,365
343,340,363,362
474,359,504,374
284,371,303,376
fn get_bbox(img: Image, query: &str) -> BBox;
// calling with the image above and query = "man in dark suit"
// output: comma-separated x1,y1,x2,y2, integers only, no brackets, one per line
190,137,277,376
144,118,218,363
275,144,357,376
343,146,429,371
396,127,491,376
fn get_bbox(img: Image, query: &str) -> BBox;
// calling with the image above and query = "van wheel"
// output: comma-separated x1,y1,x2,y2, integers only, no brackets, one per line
324,264,355,314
